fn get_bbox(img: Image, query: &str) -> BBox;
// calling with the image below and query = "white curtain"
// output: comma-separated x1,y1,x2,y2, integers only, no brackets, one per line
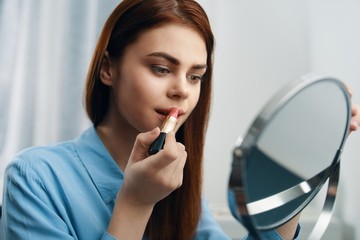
0,0,120,201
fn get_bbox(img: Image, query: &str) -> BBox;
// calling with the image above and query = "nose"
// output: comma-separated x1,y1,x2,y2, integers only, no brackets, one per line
167,75,190,100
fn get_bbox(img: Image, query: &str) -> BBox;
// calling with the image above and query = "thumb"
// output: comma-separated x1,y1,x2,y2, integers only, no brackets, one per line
130,127,161,162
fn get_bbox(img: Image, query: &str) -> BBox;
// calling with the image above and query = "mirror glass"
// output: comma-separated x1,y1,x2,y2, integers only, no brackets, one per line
228,75,351,238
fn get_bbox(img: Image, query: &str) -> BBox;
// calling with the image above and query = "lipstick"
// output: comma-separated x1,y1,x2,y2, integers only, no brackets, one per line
148,108,179,155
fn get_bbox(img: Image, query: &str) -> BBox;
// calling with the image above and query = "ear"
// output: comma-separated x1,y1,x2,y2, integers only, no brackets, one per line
100,51,114,86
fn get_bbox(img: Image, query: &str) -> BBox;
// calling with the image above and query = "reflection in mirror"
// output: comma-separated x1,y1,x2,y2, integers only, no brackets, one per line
228,75,351,239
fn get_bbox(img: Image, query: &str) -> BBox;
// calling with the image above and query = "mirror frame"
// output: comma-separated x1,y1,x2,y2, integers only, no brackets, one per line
228,74,351,239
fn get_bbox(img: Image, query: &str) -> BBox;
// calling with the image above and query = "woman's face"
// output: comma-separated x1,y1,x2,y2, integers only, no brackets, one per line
103,23,207,135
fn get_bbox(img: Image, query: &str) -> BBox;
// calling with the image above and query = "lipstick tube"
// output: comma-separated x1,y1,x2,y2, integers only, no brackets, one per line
148,108,178,155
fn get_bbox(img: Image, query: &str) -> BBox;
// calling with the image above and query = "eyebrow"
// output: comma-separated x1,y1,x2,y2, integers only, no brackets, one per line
147,52,207,70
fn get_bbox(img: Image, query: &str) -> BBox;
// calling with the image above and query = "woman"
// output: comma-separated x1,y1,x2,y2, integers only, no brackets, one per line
2,0,360,239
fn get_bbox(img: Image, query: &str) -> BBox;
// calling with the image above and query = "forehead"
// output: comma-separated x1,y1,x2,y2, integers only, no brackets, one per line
127,23,207,64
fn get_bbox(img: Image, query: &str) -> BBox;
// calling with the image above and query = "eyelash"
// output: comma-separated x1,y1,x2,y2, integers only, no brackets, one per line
151,65,204,84
187,74,203,83
151,65,170,76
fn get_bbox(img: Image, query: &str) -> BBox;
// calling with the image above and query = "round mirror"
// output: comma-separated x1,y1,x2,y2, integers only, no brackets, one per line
228,75,351,239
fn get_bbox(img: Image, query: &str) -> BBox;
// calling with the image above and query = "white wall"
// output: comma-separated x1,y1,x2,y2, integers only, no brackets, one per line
200,0,360,239
308,1,360,239
201,0,310,207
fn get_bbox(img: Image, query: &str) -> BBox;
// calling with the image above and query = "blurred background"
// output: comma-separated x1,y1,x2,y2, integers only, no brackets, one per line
0,0,359,239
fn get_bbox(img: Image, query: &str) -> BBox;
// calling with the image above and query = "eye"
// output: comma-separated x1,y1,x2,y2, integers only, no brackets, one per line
151,65,171,77
187,74,203,84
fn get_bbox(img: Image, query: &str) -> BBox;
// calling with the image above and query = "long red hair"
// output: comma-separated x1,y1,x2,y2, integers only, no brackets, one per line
84,0,214,239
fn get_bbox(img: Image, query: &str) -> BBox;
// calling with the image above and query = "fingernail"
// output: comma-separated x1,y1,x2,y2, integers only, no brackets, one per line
150,127,159,135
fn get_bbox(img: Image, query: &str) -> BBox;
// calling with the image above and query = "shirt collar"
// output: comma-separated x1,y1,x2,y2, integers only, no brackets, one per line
73,126,124,204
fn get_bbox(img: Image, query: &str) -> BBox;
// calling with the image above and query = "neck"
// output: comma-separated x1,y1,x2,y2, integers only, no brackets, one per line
96,110,138,172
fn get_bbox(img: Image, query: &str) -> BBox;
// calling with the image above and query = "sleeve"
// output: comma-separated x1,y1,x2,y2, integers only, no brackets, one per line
2,159,75,239
101,231,117,240
194,199,231,240
2,158,114,240
244,225,301,240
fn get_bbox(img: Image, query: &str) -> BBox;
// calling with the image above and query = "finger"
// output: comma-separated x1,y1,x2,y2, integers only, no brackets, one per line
163,131,178,149
130,127,161,162
173,150,187,189
352,103,359,117
148,132,185,169
160,147,187,191
344,83,353,98
349,104,360,132
168,144,187,175
350,121,359,132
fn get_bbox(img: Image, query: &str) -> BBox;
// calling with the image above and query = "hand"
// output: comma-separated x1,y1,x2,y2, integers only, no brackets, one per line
346,85,360,132
350,103,360,132
120,127,187,207
108,128,186,239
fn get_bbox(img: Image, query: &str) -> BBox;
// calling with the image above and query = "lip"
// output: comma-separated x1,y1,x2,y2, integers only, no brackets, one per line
156,108,185,118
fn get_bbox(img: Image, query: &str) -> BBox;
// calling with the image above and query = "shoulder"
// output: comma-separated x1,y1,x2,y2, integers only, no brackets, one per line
5,141,78,182
13,140,76,164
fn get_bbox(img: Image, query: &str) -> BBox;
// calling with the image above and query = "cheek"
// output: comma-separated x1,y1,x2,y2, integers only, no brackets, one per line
173,86,202,131
131,80,164,106
118,71,158,100
190,85,201,109
180,86,201,122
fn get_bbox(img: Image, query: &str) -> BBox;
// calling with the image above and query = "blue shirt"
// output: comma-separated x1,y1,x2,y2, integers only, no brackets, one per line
1,127,294,239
